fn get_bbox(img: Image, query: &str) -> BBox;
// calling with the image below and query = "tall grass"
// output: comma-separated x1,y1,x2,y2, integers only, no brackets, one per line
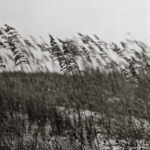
0,25,150,149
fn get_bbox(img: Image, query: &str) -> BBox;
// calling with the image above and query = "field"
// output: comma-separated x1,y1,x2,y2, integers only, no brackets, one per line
0,25,150,149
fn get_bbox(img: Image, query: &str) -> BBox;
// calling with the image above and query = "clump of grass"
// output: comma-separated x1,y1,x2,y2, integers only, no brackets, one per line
0,24,31,72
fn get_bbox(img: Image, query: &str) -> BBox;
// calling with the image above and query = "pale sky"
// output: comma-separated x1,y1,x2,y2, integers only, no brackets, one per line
0,0,150,42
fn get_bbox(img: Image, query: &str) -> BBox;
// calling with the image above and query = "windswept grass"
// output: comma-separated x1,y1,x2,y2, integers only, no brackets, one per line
0,25,150,149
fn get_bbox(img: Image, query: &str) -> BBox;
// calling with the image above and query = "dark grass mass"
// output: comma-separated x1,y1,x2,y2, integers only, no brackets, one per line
0,70,150,149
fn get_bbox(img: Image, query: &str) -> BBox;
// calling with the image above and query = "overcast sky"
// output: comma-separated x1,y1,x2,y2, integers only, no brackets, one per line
0,0,150,42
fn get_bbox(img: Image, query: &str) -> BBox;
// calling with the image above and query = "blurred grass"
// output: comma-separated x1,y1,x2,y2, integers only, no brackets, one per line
0,70,149,121
1,25,150,149
0,69,150,149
